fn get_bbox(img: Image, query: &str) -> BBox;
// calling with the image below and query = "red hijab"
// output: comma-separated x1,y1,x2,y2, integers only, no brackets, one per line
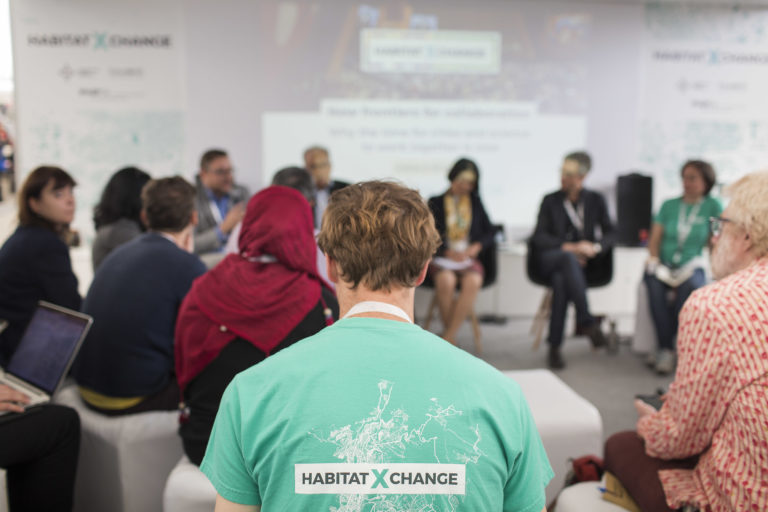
175,186,331,392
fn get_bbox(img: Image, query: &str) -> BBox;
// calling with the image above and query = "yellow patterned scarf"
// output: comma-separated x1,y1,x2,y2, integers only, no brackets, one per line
444,194,472,247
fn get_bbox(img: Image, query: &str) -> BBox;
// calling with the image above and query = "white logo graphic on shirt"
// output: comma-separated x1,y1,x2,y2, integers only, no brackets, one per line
295,463,465,494
299,380,484,511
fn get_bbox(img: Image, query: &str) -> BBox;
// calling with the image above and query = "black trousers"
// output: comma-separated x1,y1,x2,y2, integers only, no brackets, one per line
537,248,594,348
0,404,80,512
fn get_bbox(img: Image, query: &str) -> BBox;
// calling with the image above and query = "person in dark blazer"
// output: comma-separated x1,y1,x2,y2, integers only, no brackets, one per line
303,146,349,228
72,177,206,416
428,158,496,344
530,151,615,369
193,148,250,256
0,166,81,365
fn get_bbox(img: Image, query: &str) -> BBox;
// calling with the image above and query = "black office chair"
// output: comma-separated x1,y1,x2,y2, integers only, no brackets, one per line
526,239,614,351
422,239,498,355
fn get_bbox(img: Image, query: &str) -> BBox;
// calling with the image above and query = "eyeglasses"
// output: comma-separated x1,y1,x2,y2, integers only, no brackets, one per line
709,216,734,237
208,167,233,177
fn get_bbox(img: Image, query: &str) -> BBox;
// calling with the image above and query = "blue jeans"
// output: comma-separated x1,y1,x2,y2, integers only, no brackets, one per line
538,249,594,348
643,268,706,351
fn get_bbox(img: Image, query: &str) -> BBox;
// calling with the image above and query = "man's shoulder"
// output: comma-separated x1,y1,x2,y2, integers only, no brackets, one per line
232,183,250,201
541,190,564,203
329,180,350,193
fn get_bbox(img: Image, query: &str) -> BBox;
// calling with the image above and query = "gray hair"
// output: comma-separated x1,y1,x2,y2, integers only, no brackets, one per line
564,151,592,176
271,166,316,204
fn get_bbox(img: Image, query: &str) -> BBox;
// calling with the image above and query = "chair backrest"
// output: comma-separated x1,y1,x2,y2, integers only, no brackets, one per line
526,239,614,289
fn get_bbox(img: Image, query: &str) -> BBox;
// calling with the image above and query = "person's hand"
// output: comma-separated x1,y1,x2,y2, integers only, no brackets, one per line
634,398,658,419
645,256,660,275
0,384,30,413
445,249,467,262
576,240,598,259
220,203,246,234
466,242,483,259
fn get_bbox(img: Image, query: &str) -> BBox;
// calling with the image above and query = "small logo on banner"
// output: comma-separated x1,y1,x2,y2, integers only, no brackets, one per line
295,463,465,495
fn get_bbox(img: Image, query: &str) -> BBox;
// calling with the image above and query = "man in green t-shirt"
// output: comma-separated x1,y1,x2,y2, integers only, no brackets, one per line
201,181,553,512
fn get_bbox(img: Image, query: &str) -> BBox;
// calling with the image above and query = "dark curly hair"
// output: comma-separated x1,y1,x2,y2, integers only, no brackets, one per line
93,167,151,229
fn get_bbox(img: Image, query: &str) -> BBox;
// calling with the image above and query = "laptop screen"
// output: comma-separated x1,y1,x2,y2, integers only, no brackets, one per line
7,302,92,395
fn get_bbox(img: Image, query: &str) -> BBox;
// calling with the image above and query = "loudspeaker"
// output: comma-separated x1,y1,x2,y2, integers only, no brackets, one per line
616,173,652,246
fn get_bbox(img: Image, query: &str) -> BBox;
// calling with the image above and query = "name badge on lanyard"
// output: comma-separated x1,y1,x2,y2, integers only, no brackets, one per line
209,199,224,225
563,199,585,236
673,201,701,264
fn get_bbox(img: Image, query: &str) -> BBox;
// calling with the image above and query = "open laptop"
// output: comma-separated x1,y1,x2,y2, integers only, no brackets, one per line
0,301,92,411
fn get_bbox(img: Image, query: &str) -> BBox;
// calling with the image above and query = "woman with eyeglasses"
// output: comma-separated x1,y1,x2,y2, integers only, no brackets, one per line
643,160,722,374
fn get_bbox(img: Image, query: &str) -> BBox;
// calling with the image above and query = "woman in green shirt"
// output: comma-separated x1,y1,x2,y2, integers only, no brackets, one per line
644,160,721,374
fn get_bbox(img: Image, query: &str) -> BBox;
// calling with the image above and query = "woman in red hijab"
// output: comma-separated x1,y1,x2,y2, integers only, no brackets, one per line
175,185,337,465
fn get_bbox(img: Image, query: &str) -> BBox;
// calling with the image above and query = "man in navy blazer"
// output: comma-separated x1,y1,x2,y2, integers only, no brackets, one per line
530,151,615,369
73,177,207,415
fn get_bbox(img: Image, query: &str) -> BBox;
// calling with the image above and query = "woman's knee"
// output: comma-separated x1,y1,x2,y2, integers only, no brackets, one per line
461,271,483,292
435,270,457,291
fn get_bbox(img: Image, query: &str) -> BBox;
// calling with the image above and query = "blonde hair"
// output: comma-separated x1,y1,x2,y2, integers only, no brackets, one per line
725,170,768,256
317,181,441,291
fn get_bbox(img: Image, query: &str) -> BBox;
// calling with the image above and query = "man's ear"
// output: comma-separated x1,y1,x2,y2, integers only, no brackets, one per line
139,210,149,229
414,260,430,287
325,253,339,284
190,210,199,227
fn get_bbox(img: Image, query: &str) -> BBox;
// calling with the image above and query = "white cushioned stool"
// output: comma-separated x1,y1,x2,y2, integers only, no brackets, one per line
504,370,603,505
163,455,217,512
555,480,628,511
0,468,7,512
55,385,183,512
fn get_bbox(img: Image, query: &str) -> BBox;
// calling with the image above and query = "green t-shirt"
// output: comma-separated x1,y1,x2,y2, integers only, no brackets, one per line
201,317,553,512
654,196,722,267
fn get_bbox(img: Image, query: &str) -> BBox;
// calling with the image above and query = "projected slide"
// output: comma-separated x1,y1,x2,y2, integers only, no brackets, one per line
254,2,607,230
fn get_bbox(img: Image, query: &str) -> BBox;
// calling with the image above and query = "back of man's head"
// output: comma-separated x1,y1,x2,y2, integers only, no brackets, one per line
272,166,315,204
564,151,592,176
317,181,441,291
725,170,768,258
141,176,196,232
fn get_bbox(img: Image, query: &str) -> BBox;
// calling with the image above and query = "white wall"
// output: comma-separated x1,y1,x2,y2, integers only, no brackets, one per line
10,0,768,238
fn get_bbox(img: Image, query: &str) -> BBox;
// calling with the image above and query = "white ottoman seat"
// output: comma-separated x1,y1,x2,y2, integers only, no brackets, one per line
163,455,217,512
555,480,629,511
55,385,183,512
504,370,603,505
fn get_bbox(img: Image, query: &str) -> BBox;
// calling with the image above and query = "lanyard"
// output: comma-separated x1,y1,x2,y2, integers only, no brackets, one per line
563,199,584,234
673,201,701,263
208,199,224,225
342,301,413,323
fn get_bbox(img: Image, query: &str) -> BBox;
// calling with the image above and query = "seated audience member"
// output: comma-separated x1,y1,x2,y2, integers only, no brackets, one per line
0,166,81,365
223,166,316,255
72,177,206,415
91,166,151,270
530,151,614,369
303,146,348,228
0,385,80,512
644,160,721,374
605,170,768,512
176,185,337,465
201,181,553,511
194,148,249,256
427,158,495,344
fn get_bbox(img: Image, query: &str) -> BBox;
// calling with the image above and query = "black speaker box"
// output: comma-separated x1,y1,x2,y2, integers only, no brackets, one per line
616,173,653,246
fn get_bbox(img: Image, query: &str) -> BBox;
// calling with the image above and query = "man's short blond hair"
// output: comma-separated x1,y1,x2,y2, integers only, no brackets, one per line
725,170,768,257
317,181,441,291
